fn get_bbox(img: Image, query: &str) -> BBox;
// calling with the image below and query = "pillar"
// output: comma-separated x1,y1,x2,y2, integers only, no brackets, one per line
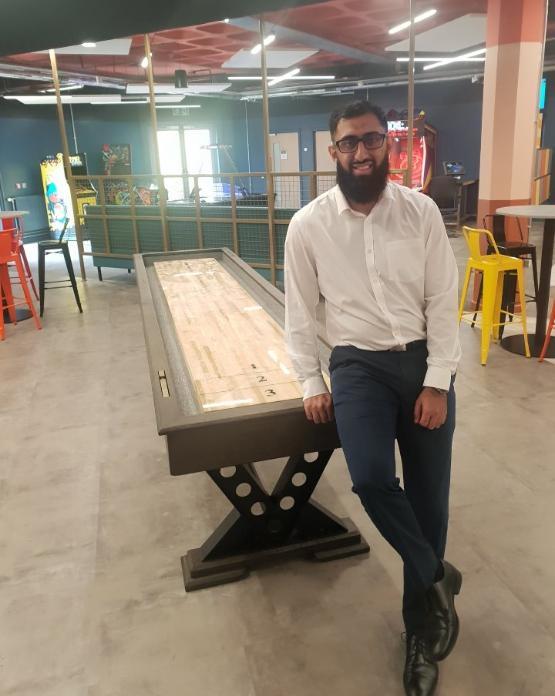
477,0,547,239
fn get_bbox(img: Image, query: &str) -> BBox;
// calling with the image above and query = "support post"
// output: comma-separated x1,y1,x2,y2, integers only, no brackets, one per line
49,49,87,280
259,20,277,286
144,34,170,252
406,0,415,190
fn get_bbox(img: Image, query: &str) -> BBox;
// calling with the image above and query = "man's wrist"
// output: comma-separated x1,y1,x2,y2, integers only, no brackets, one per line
424,386,449,396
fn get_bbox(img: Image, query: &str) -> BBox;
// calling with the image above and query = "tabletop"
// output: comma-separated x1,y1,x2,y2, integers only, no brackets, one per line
0,210,29,219
496,205,555,219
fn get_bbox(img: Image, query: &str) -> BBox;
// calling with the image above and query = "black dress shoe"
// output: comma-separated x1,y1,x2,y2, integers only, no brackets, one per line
426,560,462,661
403,633,439,696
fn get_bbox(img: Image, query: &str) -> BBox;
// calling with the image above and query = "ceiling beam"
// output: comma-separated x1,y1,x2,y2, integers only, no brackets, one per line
229,16,391,66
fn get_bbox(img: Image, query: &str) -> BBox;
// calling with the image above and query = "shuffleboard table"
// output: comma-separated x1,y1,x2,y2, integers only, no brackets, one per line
135,248,369,591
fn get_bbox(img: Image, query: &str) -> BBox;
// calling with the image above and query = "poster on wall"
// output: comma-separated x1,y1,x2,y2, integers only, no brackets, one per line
40,154,74,236
102,144,131,175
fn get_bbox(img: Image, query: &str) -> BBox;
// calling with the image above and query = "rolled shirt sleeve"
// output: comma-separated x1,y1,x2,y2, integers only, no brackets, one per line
284,216,329,400
422,201,462,390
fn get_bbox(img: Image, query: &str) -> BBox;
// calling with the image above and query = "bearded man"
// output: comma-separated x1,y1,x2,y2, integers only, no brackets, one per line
284,100,462,696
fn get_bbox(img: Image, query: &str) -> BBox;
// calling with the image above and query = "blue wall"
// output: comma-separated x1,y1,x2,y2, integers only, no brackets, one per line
2,75,551,209
0,100,155,206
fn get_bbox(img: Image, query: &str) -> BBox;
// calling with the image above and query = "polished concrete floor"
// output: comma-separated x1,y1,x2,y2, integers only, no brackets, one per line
1,231,554,696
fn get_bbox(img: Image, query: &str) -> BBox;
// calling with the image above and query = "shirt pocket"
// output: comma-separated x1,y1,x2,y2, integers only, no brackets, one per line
384,239,425,282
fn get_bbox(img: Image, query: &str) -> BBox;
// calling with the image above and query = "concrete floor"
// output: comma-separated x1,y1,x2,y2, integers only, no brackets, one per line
1,230,554,696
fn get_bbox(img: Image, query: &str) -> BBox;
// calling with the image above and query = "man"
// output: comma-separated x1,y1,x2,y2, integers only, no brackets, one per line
284,101,462,696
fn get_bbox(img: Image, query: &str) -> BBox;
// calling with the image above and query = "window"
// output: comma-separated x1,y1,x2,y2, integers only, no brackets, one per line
157,127,213,202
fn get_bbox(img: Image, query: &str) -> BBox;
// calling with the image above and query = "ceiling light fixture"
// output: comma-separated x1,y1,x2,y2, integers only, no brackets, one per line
389,8,437,35
268,67,300,87
140,56,149,69
224,18,230,23
81,41,97,48
155,104,202,109
290,75,335,80
396,56,485,62
228,74,335,81
423,47,486,71
251,34,276,55
42,83,84,92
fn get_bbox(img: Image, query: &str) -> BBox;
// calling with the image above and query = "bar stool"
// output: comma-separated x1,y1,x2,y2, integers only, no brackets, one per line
0,229,42,340
38,219,83,317
0,219,39,301
458,225,530,365
472,214,539,336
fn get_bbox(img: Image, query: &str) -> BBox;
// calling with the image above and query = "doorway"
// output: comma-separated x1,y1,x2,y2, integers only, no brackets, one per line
314,130,335,197
269,132,300,209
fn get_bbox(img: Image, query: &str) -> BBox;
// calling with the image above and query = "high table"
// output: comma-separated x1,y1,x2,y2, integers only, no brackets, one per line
0,210,31,323
496,205,555,358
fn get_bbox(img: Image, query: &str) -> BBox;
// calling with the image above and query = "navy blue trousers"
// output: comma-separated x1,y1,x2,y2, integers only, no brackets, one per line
329,342,455,630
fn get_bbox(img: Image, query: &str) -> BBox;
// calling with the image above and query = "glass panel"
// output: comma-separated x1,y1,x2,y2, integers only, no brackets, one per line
183,129,214,201
157,130,185,202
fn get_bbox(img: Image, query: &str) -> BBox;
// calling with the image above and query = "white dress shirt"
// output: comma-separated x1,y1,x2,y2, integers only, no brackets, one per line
284,183,461,399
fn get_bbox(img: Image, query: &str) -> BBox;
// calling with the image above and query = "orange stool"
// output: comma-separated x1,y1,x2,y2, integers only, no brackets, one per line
0,218,39,301
0,229,41,339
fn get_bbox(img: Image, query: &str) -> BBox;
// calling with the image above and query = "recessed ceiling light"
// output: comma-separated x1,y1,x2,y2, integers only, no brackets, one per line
81,41,96,48
389,8,437,35
223,18,230,23
251,34,276,55
423,47,486,71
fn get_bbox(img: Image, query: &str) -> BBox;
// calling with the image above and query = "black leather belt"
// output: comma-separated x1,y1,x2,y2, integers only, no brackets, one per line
388,340,427,352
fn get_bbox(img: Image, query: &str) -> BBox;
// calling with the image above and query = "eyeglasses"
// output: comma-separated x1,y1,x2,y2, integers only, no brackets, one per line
335,132,387,153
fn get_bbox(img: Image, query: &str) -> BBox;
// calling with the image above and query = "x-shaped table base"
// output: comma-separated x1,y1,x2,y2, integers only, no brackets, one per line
181,450,369,591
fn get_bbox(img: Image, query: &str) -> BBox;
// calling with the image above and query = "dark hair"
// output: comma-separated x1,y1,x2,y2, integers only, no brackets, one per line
329,100,388,138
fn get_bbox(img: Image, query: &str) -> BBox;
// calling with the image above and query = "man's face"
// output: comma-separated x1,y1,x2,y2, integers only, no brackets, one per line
328,112,390,204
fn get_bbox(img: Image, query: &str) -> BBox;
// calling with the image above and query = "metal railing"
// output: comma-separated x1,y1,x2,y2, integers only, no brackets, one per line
72,168,409,284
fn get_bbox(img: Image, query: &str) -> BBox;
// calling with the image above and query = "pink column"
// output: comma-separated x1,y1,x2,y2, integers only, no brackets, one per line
477,0,547,238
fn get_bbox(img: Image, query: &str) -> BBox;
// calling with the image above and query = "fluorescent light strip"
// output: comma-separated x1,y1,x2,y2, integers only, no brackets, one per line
268,68,300,87
229,74,334,81
81,42,96,48
155,104,202,109
396,57,485,62
389,8,437,35
43,83,84,92
423,48,486,71
251,34,276,55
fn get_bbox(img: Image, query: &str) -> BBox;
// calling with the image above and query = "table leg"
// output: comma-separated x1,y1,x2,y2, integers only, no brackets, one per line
182,451,369,591
534,219,555,351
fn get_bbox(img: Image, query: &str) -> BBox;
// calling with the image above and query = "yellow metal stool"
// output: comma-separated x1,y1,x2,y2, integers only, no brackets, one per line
458,226,531,365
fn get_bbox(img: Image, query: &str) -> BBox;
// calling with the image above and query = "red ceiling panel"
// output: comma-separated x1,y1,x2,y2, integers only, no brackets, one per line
0,0,527,85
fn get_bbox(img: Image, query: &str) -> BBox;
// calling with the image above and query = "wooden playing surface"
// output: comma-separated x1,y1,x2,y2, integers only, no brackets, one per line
154,258,321,413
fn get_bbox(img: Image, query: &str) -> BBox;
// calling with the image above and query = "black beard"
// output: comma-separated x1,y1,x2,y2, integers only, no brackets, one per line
336,156,389,204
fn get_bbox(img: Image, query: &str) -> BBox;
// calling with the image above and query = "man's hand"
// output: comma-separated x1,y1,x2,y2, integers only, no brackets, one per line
414,387,448,430
304,392,334,424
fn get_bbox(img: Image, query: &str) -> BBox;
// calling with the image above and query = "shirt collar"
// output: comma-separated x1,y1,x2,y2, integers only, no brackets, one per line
334,182,394,216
